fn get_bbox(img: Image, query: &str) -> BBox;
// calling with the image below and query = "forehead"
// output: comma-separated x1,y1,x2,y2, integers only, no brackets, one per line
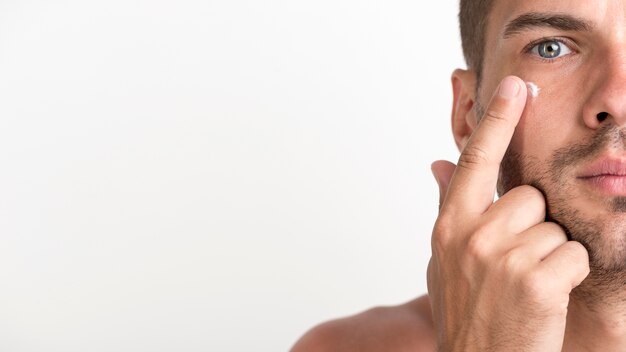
487,0,625,39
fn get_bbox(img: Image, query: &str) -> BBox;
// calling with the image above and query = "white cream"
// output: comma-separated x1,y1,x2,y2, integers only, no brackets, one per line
526,82,541,98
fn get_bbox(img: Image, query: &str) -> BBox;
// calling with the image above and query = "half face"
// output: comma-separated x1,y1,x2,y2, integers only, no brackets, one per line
468,0,626,272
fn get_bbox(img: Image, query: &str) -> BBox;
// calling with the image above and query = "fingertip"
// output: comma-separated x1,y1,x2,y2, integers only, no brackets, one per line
498,75,528,100
431,160,455,176
480,75,527,129
498,76,520,99
431,160,456,190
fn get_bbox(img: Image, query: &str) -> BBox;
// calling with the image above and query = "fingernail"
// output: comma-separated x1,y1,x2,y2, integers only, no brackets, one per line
498,77,520,99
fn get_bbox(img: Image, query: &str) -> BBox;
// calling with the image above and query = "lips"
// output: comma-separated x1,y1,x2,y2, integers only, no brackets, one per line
579,157,626,196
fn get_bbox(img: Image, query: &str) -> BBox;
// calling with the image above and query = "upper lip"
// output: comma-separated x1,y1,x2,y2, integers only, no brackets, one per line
579,155,626,178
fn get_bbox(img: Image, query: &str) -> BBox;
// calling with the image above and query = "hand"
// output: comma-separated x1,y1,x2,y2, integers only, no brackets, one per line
427,76,590,351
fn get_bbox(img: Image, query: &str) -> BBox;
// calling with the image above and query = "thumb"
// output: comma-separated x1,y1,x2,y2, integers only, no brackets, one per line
431,160,456,210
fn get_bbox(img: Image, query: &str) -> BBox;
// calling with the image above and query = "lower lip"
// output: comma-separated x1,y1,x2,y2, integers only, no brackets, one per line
580,175,626,196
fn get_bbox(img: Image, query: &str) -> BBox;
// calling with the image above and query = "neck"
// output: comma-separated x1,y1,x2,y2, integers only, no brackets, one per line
563,272,626,351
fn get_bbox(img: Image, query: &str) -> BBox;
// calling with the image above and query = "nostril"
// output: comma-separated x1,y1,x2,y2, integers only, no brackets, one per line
597,112,609,122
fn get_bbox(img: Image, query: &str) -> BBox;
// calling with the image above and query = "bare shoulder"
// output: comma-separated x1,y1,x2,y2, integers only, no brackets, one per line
290,295,436,352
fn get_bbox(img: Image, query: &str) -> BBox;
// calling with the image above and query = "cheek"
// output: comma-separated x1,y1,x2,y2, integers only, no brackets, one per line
508,77,582,160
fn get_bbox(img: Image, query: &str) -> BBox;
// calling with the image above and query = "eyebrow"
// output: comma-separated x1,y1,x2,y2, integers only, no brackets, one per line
503,12,595,38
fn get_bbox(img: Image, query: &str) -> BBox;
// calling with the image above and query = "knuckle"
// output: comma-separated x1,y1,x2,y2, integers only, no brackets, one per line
567,240,588,253
466,225,494,259
518,270,547,299
502,248,524,273
501,186,547,219
578,262,591,281
564,241,590,261
458,145,491,171
431,216,455,249
434,214,454,232
427,258,437,289
510,185,545,203
541,222,568,239
555,242,590,288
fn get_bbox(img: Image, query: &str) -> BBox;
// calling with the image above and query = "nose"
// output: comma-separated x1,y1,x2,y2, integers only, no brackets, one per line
582,54,626,129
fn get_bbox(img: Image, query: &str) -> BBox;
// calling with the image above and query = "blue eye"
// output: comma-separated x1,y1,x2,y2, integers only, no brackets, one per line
530,40,572,60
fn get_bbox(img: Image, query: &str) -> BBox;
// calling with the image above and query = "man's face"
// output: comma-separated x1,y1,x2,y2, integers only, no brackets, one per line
477,0,626,273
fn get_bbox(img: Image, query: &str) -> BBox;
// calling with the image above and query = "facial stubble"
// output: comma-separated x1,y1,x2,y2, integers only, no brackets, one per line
473,101,626,297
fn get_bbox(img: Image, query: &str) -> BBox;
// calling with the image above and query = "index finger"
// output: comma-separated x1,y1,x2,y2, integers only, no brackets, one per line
443,75,528,215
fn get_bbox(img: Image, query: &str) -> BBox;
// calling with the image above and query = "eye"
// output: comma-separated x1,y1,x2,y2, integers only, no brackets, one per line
530,39,573,60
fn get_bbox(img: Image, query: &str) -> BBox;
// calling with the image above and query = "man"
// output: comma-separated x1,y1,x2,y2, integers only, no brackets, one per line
292,0,626,350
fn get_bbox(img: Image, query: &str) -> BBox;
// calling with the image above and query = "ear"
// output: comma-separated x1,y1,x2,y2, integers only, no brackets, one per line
451,68,478,152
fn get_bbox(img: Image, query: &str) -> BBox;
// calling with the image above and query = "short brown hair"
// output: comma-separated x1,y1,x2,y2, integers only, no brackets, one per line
459,0,495,83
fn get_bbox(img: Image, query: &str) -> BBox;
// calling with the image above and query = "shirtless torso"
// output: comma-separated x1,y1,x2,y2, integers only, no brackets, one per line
291,295,436,352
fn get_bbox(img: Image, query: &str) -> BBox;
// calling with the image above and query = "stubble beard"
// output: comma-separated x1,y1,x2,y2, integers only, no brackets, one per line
473,101,626,302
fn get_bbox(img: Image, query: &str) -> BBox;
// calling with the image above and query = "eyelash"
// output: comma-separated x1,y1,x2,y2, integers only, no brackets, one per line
523,37,577,63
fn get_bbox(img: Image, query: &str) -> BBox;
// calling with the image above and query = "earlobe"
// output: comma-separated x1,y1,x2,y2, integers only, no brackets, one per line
450,69,477,152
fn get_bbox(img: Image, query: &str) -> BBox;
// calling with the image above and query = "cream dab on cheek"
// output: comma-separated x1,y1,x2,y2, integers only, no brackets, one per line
526,82,541,98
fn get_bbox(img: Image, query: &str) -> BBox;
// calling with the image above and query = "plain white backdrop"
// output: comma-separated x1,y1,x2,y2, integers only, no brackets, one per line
0,1,464,351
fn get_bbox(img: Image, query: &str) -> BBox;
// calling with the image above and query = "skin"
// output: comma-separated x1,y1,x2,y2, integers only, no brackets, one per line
292,0,626,350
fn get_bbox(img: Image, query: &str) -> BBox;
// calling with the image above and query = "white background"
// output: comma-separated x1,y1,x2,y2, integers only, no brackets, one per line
0,1,464,351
